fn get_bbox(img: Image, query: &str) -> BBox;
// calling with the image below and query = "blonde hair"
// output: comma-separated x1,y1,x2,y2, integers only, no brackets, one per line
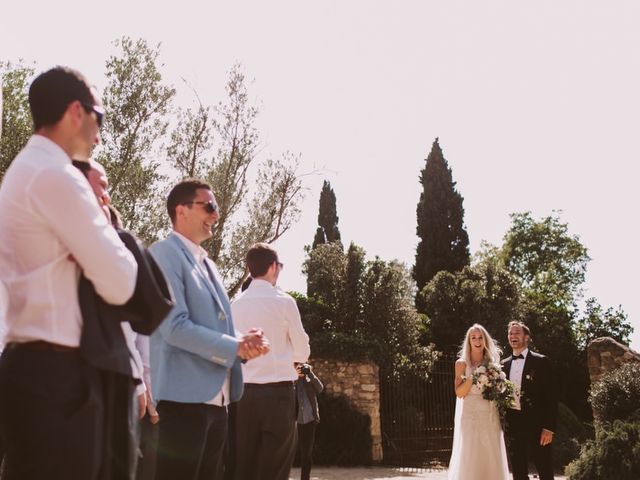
459,323,502,364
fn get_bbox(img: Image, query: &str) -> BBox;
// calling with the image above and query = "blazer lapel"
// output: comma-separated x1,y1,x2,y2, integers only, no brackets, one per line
169,234,226,314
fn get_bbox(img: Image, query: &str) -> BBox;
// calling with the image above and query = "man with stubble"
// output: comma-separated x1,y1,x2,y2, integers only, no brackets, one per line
0,67,138,480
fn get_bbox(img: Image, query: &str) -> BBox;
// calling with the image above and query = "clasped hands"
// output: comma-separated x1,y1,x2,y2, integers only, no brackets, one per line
237,328,270,361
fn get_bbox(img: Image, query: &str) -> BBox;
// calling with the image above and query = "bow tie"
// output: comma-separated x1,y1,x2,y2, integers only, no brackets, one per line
512,354,525,360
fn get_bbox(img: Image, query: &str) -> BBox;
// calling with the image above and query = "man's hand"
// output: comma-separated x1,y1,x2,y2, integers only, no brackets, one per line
238,328,270,360
145,390,160,424
540,429,554,446
138,392,147,420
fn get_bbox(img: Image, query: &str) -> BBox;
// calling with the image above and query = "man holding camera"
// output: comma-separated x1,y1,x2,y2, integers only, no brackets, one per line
231,243,310,480
295,362,323,480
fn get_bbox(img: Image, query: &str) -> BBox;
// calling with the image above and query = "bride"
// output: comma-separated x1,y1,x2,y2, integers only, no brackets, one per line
447,324,509,480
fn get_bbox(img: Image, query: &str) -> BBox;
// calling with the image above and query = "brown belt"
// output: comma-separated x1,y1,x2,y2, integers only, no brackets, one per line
5,340,79,353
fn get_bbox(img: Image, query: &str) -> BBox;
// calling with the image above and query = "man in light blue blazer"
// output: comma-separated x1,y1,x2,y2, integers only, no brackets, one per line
149,179,268,480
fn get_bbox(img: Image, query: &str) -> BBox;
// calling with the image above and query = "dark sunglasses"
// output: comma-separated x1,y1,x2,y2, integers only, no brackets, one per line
183,201,218,214
81,102,105,128
276,261,284,270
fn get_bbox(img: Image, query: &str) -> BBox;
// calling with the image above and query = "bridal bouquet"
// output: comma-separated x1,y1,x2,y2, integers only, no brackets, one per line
472,362,516,430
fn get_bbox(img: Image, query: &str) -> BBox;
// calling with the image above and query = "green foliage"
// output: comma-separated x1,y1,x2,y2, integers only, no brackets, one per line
554,402,593,471
418,255,521,352
564,418,640,480
302,242,439,376
575,298,633,350
312,180,341,248
313,393,373,465
590,363,640,424
501,211,590,309
304,242,347,309
1,61,34,180
413,138,470,294
97,37,175,243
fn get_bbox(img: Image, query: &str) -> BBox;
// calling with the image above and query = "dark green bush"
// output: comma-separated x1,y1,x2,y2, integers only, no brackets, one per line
589,362,640,423
312,393,373,466
564,418,640,480
553,403,593,471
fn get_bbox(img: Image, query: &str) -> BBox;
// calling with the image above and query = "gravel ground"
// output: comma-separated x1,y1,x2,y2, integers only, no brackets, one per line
288,466,569,479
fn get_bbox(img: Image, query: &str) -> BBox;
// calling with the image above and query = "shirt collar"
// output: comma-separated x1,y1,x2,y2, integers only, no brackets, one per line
248,278,275,289
173,231,208,264
515,348,529,359
28,135,73,166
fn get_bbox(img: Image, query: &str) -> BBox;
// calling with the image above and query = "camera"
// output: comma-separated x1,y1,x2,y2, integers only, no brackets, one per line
299,363,311,375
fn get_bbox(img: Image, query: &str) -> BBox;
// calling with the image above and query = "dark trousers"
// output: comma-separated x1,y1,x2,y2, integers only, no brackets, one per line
155,400,227,480
136,415,159,480
100,371,139,480
234,383,297,480
297,422,317,480
0,346,104,480
506,409,554,480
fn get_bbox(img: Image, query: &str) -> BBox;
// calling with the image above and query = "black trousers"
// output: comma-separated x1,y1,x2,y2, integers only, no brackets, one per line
136,415,159,480
0,346,104,480
506,409,554,480
155,400,227,480
297,422,317,480
234,383,297,480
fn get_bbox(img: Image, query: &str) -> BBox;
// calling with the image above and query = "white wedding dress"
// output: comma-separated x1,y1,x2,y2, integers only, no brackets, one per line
447,364,509,480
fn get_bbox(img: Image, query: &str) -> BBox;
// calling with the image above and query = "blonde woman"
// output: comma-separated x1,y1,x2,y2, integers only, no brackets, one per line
447,324,509,479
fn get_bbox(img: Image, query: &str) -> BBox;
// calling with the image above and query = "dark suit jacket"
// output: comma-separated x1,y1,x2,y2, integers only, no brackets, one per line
78,228,174,376
502,350,558,432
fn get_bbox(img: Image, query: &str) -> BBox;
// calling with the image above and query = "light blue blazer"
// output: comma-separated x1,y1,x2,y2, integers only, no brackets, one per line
149,233,243,404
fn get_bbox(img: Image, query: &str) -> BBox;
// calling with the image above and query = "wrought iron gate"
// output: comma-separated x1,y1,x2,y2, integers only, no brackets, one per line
380,354,456,468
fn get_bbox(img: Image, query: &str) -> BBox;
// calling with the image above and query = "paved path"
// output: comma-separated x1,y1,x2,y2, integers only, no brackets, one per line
289,466,569,479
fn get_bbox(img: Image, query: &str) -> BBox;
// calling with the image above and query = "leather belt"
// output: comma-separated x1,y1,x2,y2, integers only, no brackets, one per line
244,381,294,388
5,341,79,353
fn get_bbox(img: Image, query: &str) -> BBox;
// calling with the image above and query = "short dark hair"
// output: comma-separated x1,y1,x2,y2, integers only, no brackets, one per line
246,243,278,277
29,66,96,131
166,179,212,224
508,320,531,337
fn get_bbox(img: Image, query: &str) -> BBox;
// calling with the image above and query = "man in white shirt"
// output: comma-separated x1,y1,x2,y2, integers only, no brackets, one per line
0,66,138,480
149,179,269,480
232,243,311,480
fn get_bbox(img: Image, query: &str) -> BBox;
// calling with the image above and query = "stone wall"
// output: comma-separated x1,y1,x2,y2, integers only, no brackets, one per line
587,336,640,384
311,359,383,462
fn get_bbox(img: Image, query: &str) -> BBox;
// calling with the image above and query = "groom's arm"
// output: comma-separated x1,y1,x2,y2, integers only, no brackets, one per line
538,355,558,444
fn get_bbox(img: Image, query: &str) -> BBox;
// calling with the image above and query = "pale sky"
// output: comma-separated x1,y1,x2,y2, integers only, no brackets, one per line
2,1,638,349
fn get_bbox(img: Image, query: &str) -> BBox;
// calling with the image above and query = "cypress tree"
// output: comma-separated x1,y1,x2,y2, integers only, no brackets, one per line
312,180,342,248
413,138,470,296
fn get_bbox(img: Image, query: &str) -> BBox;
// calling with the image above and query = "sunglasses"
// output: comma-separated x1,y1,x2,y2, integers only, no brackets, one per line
81,102,105,128
183,201,218,214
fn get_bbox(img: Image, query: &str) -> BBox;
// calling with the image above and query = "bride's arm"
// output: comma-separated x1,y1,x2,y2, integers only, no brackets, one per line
454,359,472,398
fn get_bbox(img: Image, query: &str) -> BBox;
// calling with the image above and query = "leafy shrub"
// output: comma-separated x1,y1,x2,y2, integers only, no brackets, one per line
553,402,593,471
312,393,373,466
590,362,640,423
564,417,640,480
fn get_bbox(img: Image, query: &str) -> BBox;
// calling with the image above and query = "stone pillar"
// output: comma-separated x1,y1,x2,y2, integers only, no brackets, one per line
311,359,383,462
587,337,640,384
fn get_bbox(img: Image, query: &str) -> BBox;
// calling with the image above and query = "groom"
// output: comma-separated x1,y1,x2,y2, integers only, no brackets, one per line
502,321,557,480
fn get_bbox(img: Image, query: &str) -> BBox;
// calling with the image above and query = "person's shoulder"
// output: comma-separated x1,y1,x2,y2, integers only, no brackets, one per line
455,358,467,367
529,350,547,359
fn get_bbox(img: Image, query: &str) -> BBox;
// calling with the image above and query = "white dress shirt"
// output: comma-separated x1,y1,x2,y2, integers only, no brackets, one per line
0,135,138,347
174,232,230,406
509,348,529,410
232,279,310,384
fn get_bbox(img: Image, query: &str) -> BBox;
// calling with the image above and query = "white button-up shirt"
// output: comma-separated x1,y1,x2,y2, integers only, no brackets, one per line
509,348,529,410
0,135,138,347
174,231,230,406
232,279,310,384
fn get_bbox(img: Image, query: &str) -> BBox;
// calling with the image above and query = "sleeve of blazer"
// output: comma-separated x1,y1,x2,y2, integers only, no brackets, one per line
308,371,324,395
539,355,558,432
150,241,239,368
